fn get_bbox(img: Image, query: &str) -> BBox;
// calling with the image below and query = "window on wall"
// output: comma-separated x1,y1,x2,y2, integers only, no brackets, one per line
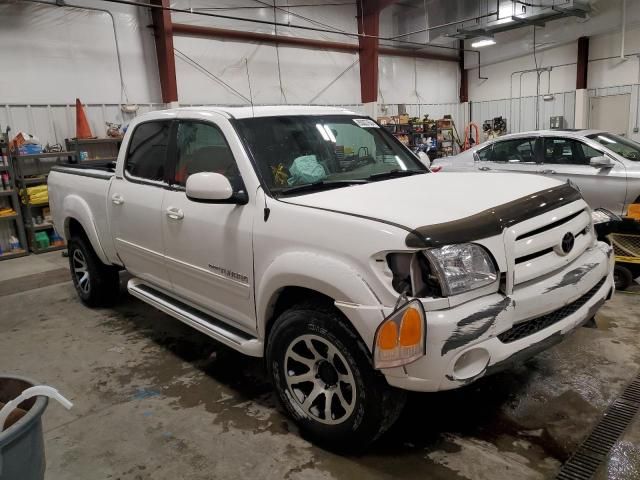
491,138,537,163
173,121,241,188
125,121,171,182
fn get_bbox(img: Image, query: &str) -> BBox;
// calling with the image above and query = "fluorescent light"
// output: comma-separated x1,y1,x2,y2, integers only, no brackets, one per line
471,38,496,48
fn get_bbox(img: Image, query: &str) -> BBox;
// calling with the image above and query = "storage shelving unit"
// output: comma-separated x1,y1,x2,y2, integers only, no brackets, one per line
436,119,455,158
65,137,122,163
11,148,76,254
0,130,29,261
383,122,437,151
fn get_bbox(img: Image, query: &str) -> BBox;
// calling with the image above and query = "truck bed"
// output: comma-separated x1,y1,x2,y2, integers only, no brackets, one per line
48,162,119,265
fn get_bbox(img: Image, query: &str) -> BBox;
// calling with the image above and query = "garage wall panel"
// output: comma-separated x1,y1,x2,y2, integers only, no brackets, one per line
0,1,161,104
471,91,575,133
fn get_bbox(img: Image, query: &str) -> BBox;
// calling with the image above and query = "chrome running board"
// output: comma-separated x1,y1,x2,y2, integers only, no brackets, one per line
127,278,262,357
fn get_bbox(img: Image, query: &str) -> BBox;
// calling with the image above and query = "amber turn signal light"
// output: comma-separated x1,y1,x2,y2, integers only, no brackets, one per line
374,299,426,369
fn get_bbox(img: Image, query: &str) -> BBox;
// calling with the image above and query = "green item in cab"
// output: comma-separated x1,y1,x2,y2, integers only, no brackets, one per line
287,155,327,186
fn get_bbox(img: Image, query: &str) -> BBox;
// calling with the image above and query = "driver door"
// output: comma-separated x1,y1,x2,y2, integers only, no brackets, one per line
538,136,627,214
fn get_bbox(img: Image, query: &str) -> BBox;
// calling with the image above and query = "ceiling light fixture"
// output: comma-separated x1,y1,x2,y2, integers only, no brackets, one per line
471,38,496,48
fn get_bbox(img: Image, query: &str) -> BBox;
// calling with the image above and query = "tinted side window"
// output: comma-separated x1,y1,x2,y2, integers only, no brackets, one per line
492,138,536,163
543,138,589,165
125,121,170,182
580,143,602,160
477,145,493,161
174,121,241,188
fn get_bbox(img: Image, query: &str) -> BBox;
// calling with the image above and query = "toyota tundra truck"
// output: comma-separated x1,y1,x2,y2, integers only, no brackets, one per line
48,106,615,449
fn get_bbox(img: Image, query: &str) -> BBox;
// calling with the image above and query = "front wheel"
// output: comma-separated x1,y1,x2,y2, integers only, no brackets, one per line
68,235,120,307
266,302,406,451
613,264,633,291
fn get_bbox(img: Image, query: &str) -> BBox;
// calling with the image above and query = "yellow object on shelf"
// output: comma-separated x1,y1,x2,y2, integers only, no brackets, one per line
0,207,16,217
20,185,49,206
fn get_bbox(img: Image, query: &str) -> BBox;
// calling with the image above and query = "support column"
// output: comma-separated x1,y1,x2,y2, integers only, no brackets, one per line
459,40,468,103
575,36,589,128
356,0,381,105
151,0,178,104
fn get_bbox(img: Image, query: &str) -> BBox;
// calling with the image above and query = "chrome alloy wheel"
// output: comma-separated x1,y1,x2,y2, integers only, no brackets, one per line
72,249,90,294
284,334,356,425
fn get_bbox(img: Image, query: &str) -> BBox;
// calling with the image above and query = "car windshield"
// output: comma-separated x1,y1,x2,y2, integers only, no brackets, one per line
586,133,640,161
234,115,427,195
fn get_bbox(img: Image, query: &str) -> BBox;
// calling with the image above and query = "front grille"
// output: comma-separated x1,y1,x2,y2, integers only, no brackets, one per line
511,206,592,286
516,209,585,241
498,277,606,343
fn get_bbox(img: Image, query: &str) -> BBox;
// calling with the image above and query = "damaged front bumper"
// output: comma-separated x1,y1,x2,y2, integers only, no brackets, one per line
380,241,615,392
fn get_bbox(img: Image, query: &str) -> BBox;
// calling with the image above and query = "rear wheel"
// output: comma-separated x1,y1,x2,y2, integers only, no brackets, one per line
613,264,633,291
68,235,120,307
266,301,406,451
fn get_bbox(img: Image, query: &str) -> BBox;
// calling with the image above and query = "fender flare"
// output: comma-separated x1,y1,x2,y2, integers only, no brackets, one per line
62,194,110,265
256,251,384,345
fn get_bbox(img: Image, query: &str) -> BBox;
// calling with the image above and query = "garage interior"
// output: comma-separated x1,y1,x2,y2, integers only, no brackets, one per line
1,0,640,479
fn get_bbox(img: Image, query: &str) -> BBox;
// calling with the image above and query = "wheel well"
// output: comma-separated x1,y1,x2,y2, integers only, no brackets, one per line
265,287,336,340
66,217,87,240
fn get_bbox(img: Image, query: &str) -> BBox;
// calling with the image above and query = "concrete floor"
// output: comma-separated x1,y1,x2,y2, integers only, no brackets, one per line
1,251,640,479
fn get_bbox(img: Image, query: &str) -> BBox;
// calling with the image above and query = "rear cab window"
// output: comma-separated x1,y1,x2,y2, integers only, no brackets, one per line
125,121,171,183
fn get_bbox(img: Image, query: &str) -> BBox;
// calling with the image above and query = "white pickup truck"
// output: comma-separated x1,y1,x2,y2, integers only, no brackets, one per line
49,106,615,449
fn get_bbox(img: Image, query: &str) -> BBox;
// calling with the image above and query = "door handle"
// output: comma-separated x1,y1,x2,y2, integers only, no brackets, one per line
165,207,184,220
111,194,124,205
478,166,491,171
539,169,556,174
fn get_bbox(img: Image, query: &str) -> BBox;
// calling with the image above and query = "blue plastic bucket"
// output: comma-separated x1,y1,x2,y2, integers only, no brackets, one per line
0,376,48,480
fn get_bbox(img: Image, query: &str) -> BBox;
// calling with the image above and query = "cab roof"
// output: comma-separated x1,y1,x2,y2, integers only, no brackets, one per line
173,105,361,119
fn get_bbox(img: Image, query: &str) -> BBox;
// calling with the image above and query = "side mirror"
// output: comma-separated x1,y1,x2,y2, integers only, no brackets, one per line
417,151,431,168
186,172,247,204
590,155,614,168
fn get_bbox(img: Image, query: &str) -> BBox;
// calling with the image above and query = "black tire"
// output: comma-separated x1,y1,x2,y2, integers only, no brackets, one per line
614,264,633,291
266,301,406,452
68,235,120,307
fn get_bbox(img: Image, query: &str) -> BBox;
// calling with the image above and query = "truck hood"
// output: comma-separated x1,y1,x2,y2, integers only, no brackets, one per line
281,172,578,246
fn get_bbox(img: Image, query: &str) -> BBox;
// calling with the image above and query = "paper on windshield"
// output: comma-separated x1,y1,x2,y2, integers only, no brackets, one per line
352,118,379,128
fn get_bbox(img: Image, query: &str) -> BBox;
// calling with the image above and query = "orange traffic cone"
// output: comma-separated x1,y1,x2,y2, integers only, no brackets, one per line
75,98,94,139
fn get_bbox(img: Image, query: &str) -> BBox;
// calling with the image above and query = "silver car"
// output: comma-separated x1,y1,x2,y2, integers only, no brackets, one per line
434,129,640,216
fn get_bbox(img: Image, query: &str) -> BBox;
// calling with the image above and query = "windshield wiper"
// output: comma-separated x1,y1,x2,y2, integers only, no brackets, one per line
367,169,427,181
275,179,368,196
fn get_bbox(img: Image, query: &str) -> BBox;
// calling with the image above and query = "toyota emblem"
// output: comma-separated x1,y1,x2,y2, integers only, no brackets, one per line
561,232,575,255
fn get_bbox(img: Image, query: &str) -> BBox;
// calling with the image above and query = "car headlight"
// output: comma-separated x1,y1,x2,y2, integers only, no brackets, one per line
423,244,497,296
591,208,621,225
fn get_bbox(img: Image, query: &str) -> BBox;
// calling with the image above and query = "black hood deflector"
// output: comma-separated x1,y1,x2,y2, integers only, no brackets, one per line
405,184,583,248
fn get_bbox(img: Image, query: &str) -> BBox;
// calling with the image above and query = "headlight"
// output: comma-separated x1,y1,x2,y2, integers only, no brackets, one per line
424,244,497,296
374,299,426,369
591,208,621,225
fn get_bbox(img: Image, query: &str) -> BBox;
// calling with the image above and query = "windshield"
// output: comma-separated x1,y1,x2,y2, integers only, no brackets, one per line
234,115,427,195
586,133,640,161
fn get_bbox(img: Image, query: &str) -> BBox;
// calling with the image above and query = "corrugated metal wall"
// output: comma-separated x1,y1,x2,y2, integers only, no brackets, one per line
470,91,576,133
0,104,167,147
1,103,369,147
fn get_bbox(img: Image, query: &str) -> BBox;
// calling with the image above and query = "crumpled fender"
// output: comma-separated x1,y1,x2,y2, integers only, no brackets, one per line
62,194,110,264
256,251,384,343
